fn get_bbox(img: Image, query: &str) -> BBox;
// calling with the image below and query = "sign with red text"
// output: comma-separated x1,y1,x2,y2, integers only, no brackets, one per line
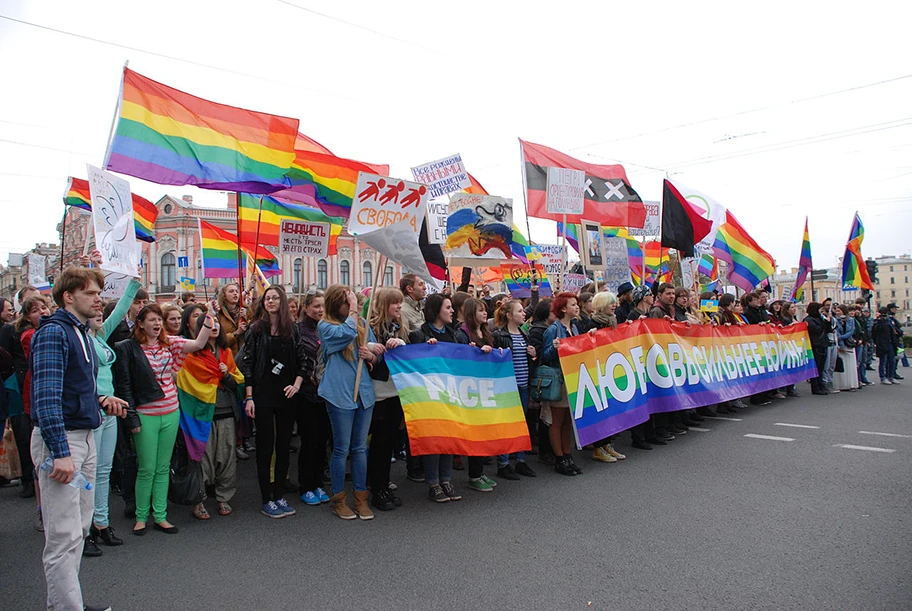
546,167,586,215
411,154,471,199
627,200,661,237
349,172,428,237
280,219,331,257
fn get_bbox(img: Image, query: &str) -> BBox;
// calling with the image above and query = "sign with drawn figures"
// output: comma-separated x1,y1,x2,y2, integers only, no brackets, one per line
279,219,331,257
101,270,132,299
87,164,139,276
410,154,471,199
349,172,429,237
445,193,513,264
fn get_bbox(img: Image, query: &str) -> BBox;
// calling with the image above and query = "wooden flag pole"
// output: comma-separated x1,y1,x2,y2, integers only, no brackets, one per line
235,192,244,284
559,212,567,291
59,208,68,272
353,254,386,403
250,195,264,295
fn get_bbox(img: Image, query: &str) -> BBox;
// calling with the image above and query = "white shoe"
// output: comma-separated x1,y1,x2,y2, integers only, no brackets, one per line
881,380,893,385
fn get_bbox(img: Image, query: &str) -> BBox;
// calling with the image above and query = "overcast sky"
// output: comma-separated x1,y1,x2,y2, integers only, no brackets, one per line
1,0,910,272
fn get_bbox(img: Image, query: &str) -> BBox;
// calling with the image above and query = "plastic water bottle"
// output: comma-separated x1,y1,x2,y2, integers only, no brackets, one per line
40,458,93,490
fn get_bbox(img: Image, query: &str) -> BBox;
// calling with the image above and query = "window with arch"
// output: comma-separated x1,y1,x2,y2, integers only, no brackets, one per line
161,252,176,289
317,259,327,289
362,261,372,287
340,260,350,286
293,258,302,292
384,265,394,286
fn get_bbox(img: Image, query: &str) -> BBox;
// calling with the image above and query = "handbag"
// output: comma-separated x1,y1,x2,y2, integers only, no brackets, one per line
531,365,564,402
168,433,205,506
835,356,845,373
0,421,22,480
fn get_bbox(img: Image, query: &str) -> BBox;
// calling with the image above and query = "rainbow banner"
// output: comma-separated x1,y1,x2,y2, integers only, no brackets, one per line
199,219,279,279
557,319,817,447
385,343,532,457
64,177,159,242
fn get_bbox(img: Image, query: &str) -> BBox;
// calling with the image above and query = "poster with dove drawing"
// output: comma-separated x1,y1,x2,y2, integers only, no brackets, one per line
87,164,139,276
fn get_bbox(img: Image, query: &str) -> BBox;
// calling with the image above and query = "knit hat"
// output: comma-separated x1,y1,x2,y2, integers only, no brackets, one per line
632,285,652,304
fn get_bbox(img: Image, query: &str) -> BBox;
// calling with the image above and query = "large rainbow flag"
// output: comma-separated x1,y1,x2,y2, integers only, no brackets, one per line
385,343,532,457
176,348,244,461
711,211,776,293
793,217,813,299
198,219,279,279
841,213,873,290
105,68,299,193
557,319,817,446
237,193,342,256
63,176,159,242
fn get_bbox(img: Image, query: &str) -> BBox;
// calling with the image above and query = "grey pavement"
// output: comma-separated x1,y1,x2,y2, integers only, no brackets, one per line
2,378,911,611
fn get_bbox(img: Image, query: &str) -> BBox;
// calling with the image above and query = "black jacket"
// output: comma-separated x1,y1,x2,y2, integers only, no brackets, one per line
408,322,463,345
804,315,830,355
527,321,549,370
492,325,534,371
241,324,310,393
744,305,769,325
872,317,896,355
295,317,321,402
113,338,166,431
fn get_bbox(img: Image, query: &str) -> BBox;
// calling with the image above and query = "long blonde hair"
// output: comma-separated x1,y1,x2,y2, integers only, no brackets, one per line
370,287,408,341
323,284,366,361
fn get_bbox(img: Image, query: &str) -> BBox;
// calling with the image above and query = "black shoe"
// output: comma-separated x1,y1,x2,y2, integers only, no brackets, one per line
406,469,426,483
153,523,179,535
513,461,537,477
371,489,396,511
555,457,576,476
19,480,35,499
389,489,403,507
668,426,687,435
786,390,801,397
657,431,675,441
632,440,653,450
566,457,583,475
812,390,829,396
894,374,904,380
123,501,136,520
645,437,667,446
92,525,124,547
496,464,521,480
83,535,103,557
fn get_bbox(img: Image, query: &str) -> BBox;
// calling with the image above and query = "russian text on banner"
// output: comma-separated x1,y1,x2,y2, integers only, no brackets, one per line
557,319,817,447
385,343,532,457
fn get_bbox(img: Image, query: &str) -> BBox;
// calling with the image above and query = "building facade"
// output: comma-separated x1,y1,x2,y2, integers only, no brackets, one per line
874,255,911,323
0,243,60,302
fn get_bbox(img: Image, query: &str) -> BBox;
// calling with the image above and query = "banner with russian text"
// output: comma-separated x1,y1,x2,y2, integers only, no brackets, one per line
386,343,532,456
557,319,817,447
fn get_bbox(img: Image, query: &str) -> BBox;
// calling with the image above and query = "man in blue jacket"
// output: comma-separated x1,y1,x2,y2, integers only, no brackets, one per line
30,266,126,611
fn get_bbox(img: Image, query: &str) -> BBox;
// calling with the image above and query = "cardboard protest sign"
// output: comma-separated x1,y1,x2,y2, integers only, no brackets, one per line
627,200,661,237
527,245,563,287
101,271,132,298
602,237,632,294
410,154,471,199
349,172,429,236
562,273,589,294
279,219,330,257
27,253,50,290
546,167,585,215
87,164,139,276
425,199,448,245
446,193,513,266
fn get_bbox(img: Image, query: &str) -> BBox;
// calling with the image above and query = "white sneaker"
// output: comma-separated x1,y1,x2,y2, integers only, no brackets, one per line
882,380,893,385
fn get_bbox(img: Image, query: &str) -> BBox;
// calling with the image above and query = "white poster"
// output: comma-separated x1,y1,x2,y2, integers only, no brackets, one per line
87,164,139,276
681,257,696,289
27,253,49,289
349,172,428,237
425,199,448,245
546,167,586,215
533,244,565,287
101,271,132,299
279,219,330,257
445,193,513,265
627,200,661,238
357,218,442,290
562,273,589,294
602,238,632,294
410,154,471,199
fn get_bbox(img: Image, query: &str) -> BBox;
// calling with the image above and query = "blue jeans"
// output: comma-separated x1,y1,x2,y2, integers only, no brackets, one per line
92,413,118,527
855,345,869,384
423,454,453,486
498,385,529,467
326,402,374,494
822,344,837,387
880,351,896,381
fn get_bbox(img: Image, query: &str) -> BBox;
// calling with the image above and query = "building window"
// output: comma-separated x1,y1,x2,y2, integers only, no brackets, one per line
362,261,372,287
340,260,350,286
160,252,176,289
384,265,394,286
891,277,895,284
890,266,894,272
891,290,896,298
317,259,327,289
293,258,302,292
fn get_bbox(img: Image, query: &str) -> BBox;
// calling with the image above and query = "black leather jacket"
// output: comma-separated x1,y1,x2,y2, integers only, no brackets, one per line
241,324,310,395
113,338,166,430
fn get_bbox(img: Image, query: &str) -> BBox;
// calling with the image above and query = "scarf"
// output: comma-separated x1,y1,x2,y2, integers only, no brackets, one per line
591,312,617,329
176,347,245,462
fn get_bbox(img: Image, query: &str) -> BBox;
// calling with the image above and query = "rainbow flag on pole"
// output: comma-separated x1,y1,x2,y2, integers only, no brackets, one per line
711,211,776,293
176,349,244,461
841,212,873,290
385,343,532,457
63,176,159,242
198,219,279,279
237,193,343,256
793,217,813,300
105,68,299,193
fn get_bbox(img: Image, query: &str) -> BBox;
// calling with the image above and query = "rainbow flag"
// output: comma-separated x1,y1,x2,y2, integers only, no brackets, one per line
198,219,279,279
841,213,873,290
697,253,719,281
237,193,342,256
63,177,159,242
176,348,244,461
106,68,299,193
386,343,532,457
711,211,775,293
793,217,813,299
558,222,667,285
246,255,271,295
499,261,553,298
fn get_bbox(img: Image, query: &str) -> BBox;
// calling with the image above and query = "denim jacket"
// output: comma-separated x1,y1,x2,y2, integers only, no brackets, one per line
837,316,856,349
542,320,578,367
317,317,377,410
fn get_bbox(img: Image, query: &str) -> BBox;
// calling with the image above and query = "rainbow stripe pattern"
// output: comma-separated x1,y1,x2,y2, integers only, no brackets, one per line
199,219,279,279
499,261,553,298
793,217,813,298
711,211,776,293
64,176,159,242
841,213,873,290
557,319,817,446
385,343,532,457
237,193,342,256
106,68,299,193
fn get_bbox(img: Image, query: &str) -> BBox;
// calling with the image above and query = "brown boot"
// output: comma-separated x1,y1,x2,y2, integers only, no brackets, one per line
330,491,356,520
353,490,374,521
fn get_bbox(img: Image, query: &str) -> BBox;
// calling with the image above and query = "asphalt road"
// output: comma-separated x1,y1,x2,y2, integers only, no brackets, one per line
2,378,911,611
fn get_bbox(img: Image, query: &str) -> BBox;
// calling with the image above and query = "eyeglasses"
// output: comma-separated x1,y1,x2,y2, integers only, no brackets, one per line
264,295,281,302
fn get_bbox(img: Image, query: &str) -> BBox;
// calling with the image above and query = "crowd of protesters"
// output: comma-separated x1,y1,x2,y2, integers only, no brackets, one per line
1,253,907,611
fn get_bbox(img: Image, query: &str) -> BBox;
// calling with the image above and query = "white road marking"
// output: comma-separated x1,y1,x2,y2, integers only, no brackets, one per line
774,423,820,430
834,444,896,453
744,434,795,442
688,427,711,432
858,431,912,439
704,416,743,422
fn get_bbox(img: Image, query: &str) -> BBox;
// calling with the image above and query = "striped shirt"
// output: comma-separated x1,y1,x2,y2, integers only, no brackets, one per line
510,333,529,388
137,337,188,416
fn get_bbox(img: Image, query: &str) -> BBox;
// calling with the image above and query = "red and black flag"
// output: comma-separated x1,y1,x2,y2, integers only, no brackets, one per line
420,217,448,284
660,179,713,258
519,139,647,228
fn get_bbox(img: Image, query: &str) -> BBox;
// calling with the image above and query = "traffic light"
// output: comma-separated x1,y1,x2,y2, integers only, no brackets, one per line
865,259,878,283
811,269,829,281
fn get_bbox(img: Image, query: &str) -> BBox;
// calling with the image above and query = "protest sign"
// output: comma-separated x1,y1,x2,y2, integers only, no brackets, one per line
446,193,513,265
499,262,553,298
546,167,586,215
557,319,817,447
562,273,589,294
580,220,605,270
357,218,441,290
425,199,448,244
101,271,132,298
87,164,139,276
27,253,49,290
528,245,563,287
386,342,531,456
681,257,696,289
349,172,428,237
602,237,632,294
627,200,661,238
410,154,471,199
279,219,331,257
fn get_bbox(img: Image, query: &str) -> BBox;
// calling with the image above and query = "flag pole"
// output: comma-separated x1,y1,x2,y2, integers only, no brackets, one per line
59,208,68,272
251,195,264,294
235,193,244,284
560,212,567,291
353,254,386,402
